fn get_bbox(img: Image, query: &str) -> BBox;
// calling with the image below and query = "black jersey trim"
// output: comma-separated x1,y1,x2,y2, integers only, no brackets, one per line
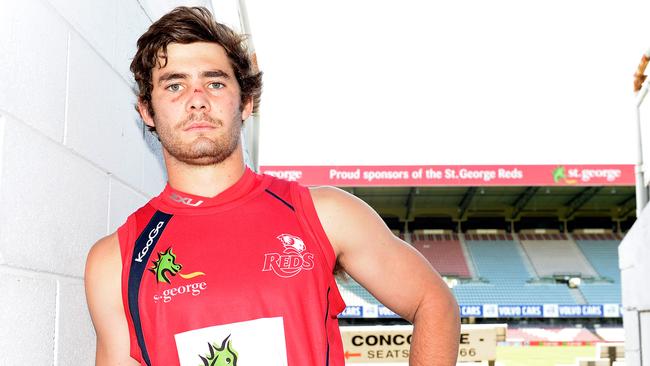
127,210,173,366
264,189,295,211
325,286,331,366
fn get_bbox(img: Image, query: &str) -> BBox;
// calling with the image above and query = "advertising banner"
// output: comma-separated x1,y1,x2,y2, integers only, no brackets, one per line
377,305,399,318
603,304,622,318
543,304,560,318
557,305,604,317
460,305,483,317
340,304,620,319
260,164,634,187
340,306,364,318
497,305,544,318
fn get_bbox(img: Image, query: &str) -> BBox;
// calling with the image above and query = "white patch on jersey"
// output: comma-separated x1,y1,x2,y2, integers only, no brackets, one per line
174,317,288,365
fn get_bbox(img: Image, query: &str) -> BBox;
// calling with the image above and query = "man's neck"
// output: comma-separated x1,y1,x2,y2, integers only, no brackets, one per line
163,148,247,198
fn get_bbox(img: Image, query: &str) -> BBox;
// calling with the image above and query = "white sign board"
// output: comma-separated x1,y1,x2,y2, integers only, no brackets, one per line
340,324,501,364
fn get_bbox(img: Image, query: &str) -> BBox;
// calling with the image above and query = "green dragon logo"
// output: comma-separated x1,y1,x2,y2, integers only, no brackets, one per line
149,247,183,284
552,166,566,183
199,334,238,366
552,166,578,185
149,247,205,284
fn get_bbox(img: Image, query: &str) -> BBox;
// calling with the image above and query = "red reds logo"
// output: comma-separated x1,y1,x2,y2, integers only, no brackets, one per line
262,234,314,278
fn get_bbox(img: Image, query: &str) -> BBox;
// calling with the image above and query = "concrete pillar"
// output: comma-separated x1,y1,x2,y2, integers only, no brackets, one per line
620,202,650,365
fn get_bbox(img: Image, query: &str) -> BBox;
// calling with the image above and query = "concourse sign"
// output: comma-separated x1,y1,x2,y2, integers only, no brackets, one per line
340,324,503,364
341,326,411,363
458,327,498,363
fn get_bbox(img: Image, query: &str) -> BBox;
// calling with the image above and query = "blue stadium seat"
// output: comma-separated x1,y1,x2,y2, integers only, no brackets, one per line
455,239,576,305
337,237,622,312
575,239,621,304
575,240,620,281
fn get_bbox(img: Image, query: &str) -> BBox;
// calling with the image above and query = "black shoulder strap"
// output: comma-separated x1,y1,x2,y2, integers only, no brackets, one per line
127,210,173,366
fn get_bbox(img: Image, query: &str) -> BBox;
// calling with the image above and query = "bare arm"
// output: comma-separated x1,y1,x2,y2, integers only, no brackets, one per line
311,187,460,366
85,233,139,366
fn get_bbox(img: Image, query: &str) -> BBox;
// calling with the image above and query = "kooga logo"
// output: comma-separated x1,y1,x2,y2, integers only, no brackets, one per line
135,221,165,263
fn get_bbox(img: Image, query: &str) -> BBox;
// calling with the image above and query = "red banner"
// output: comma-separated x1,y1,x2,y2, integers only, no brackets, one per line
259,165,635,187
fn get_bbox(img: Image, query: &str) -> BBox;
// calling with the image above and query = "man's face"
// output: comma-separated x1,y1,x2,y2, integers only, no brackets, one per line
140,42,253,166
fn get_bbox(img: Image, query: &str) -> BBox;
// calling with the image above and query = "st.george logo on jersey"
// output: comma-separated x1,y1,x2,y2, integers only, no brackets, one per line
262,234,314,278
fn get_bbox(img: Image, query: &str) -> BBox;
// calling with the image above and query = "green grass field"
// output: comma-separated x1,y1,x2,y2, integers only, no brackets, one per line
495,345,595,366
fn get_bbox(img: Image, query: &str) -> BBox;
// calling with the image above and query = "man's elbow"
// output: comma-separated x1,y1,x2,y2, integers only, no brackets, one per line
443,287,459,319
408,286,460,364
416,285,460,330
446,292,460,331
437,288,460,326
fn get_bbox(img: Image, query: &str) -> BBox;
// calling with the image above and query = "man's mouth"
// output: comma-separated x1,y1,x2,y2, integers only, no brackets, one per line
183,122,216,131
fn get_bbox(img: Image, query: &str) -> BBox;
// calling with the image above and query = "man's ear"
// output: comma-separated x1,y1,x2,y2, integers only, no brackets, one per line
241,97,254,122
137,99,155,128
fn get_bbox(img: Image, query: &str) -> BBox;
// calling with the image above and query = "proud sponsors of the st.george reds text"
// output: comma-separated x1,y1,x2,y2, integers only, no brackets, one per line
261,165,634,186
263,170,303,181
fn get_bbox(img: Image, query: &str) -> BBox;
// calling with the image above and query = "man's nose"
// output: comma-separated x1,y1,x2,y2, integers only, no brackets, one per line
186,87,210,111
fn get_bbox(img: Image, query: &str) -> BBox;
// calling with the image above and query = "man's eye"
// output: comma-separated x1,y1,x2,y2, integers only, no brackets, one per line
166,84,183,92
208,82,224,89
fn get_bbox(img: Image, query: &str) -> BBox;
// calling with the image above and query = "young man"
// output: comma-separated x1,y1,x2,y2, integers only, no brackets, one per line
85,6,459,366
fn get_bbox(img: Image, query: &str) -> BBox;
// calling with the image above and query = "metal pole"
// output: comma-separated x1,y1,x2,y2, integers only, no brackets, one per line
635,104,648,218
634,50,650,217
623,49,650,366
237,0,261,172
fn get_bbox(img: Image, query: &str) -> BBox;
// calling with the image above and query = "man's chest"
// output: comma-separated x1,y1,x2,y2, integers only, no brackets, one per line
134,212,328,314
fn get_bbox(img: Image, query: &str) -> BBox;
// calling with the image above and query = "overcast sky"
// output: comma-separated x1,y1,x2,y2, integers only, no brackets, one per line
245,0,650,166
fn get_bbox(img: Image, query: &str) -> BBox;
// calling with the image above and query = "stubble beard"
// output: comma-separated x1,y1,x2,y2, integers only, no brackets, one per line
156,111,242,166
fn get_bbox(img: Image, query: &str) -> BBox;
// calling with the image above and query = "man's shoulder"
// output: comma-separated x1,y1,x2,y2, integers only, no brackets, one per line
308,185,362,209
87,232,120,263
307,186,375,234
85,232,121,283
308,185,389,230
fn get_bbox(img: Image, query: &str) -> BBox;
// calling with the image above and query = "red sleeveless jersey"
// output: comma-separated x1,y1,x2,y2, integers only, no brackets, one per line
117,168,346,366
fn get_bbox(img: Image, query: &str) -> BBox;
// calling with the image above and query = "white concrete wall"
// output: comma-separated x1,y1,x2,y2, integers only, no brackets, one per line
619,202,650,366
0,0,213,363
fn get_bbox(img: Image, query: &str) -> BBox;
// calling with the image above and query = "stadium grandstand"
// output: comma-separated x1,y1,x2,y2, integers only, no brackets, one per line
331,184,632,345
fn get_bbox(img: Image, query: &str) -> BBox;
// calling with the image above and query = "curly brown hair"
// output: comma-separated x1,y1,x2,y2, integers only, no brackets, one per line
130,6,262,132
